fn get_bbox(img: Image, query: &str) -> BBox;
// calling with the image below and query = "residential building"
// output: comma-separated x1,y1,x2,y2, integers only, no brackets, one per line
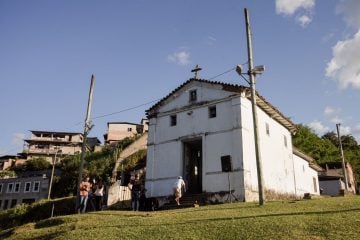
0,171,51,210
318,162,357,196
145,78,320,203
23,130,100,163
104,120,148,145
0,154,26,171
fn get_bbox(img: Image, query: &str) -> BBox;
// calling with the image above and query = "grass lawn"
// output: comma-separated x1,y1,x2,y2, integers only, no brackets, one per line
1,196,360,240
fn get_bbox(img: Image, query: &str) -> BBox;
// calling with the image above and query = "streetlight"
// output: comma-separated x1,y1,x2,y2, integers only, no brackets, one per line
48,148,62,199
236,8,265,206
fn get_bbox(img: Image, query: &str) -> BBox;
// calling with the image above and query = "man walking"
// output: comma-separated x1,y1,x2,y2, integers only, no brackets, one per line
173,176,186,205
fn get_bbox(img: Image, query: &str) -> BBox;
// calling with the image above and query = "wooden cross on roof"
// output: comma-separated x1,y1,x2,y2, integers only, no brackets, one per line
191,64,202,79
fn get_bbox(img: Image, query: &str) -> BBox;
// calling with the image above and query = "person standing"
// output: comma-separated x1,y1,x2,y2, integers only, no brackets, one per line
128,174,141,211
173,176,186,205
79,177,92,213
94,180,105,211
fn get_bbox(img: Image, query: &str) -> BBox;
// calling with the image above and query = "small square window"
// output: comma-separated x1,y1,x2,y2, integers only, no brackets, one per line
6,183,14,193
33,181,40,192
209,106,216,118
10,199,17,208
127,128,132,132
24,182,31,193
170,115,177,126
0,184,3,193
266,123,270,136
189,90,197,102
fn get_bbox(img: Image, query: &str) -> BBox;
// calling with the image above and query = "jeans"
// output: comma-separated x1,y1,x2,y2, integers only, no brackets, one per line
79,195,88,213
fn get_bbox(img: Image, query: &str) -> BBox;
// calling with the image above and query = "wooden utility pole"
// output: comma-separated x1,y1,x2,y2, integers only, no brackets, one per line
244,8,265,206
336,123,349,191
75,75,95,212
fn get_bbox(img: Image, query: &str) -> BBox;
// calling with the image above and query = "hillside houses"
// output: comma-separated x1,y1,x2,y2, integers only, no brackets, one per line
144,78,322,203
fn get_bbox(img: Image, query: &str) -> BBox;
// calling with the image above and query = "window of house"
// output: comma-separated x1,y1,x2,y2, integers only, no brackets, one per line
3,200,9,210
10,199,17,208
170,115,177,126
189,89,197,102
33,181,40,192
127,127,132,132
208,106,217,118
284,135,288,148
24,182,31,193
0,200,2,210
6,183,14,193
313,177,317,192
14,182,21,193
266,123,270,136
0,183,3,193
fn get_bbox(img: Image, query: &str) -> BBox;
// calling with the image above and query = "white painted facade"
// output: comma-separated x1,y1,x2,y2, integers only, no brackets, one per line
145,79,319,202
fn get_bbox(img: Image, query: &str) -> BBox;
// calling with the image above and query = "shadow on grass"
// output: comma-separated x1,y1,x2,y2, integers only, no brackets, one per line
27,230,68,240
35,218,65,229
0,228,14,239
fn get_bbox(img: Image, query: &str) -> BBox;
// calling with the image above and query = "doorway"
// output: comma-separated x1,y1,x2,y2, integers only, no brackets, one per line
183,139,202,194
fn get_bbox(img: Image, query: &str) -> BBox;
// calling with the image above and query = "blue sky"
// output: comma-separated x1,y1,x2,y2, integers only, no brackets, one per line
1,0,360,155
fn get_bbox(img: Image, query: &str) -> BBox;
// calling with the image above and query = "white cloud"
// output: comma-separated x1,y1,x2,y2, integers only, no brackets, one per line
206,36,217,46
330,116,343,124
297,15,312,27
336,0,360,29
339,125,351,135
276,0,315,15
324,106,337,115
325,30,360,89
11,133,25,147
167,49,190,66
308,120,330,135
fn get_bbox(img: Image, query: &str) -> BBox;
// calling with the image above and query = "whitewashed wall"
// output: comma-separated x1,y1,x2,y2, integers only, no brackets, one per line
293,154,320,196
240,97,296,200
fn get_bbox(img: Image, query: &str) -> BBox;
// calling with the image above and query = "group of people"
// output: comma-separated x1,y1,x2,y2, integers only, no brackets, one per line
79,174,186,213
128,174,147,211
79,177,106,213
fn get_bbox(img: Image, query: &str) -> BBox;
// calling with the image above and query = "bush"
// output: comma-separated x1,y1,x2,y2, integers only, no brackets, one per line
0,197,75,230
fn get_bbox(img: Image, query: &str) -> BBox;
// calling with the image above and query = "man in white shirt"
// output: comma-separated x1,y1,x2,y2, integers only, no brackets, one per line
173,176,186,205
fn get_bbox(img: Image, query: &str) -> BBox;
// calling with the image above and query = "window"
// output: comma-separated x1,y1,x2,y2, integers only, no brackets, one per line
0,183,3,193
0,200,2,210
10,199,17,208
266,123,270,136
127,127,132,132
33,181,40,192
3,200,9,210
208,106,217,118
313,177,317,192
22,199,36,205
24,182,31,193
170,115,177,126
6,183,14,193
284,135,288,148
189,89,197,102
14,182,21,193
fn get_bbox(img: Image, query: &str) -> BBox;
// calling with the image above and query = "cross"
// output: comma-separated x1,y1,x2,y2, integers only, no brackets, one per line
191,64,202,79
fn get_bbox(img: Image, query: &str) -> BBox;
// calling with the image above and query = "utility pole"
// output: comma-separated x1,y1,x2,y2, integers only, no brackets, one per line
48,148,61,199
336,123,349,191
75,75,95,211
244,8,265,206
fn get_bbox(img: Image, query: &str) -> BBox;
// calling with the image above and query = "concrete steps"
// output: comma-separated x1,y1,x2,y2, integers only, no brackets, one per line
160,193,208,210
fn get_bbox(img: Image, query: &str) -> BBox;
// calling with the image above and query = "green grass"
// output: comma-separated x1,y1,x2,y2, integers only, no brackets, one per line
1,196,360,240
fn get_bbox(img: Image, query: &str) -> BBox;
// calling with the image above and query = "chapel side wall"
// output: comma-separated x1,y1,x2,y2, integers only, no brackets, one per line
241,97,296,201
293,154,320,196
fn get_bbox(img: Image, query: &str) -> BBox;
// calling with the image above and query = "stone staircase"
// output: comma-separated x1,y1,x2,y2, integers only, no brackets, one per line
160,192,208,210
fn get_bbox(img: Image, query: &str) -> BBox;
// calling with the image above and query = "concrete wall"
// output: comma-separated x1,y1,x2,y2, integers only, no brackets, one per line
107,123,139,143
